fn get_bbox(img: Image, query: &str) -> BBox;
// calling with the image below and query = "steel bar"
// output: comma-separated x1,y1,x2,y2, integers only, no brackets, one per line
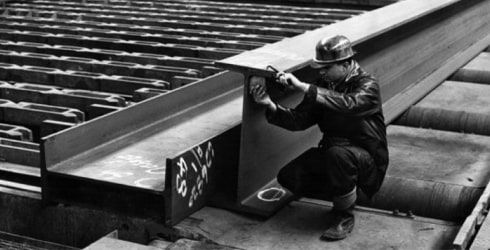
0,123,32,141
0,82,127,113
0,21,266,51
450,52,490,84
0,0,488,247
393,81,490,135
0,15,282,43
42,70,243,224
0,63,170,96
30,0,363,21
5,7,304,37
215,0,490,215
0,42,216,73
6,3,328,31
0,28,244,60
0,49,202,85
0,163,40,186
0,99,84,125
359,125,490,221
85,103,124,119
42,70,241,167
0,138,39,167
2,0,485,228
216,0,460,74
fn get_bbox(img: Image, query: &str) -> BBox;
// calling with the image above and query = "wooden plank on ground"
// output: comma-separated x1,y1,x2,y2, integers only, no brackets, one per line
453,180,490,249
470,212,490,250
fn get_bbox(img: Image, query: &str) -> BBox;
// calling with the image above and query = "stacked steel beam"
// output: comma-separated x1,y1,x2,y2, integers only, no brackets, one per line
1,1,490,249
0,0,366,189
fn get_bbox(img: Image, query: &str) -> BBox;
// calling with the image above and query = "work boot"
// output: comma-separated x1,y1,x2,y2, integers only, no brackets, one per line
320,207,355,241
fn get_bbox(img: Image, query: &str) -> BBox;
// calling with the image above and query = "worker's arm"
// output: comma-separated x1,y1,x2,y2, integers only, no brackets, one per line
279,73,381,117
249,79,318,131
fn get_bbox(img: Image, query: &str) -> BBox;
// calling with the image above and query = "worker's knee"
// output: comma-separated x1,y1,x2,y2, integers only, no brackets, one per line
324,146,352,168
323,146,358,194
277,148,319,193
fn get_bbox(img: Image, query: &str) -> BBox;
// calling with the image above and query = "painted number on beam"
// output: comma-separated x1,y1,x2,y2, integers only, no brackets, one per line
175,141,215,208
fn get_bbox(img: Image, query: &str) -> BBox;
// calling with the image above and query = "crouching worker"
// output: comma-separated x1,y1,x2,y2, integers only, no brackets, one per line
249,35,389,241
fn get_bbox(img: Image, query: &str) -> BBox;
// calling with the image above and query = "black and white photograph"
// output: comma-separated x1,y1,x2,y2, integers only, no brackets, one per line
0,0,489,249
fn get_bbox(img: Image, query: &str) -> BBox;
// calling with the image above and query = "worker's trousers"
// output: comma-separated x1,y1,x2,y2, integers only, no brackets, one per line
277,144,378,204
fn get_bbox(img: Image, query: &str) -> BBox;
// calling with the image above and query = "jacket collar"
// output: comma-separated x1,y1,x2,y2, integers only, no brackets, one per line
344,60,360,83
316,60,361,89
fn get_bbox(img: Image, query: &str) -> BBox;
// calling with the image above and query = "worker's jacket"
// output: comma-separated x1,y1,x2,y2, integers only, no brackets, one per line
266,61,389,197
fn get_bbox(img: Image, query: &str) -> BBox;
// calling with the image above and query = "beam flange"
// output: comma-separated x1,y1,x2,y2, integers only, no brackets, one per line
216,0,490,214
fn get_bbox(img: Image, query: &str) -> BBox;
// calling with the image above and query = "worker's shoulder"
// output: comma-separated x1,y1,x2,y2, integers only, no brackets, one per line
351,69,379,89
357,68,377,82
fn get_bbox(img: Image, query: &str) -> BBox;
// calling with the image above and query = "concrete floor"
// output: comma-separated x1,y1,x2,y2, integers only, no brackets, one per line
179,199,459,250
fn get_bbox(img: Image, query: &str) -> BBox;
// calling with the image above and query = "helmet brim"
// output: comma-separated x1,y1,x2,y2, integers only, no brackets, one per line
310,53,356,69
310,60,332,69
310,58,338,69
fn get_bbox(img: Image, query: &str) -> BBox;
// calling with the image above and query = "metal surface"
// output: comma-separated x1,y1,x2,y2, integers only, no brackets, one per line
215,0,459,74
394,81,490,135
237,70,319,208
0,189,168,248
43,71,243,224
451,52,490,84
216,0,490,215
14,0,366,227
360,125,490,221
0,0,489,247
178,200,459,250
0,0,362,139
0,0,354,228
0,231,77,250
0,0,367,172
165,126,241,225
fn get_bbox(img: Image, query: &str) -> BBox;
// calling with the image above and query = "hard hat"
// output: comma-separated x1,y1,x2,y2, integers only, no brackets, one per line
311,35,355,69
